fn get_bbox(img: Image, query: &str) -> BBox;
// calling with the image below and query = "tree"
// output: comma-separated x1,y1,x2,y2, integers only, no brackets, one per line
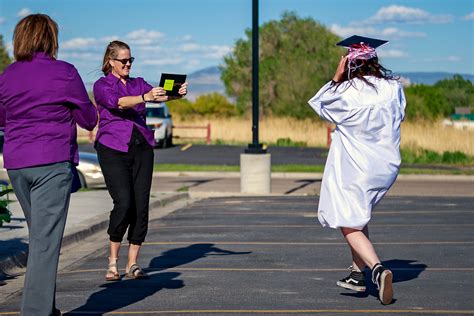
0,35,11,73
220,12,343,118
403,75,474,121
434,75,474,111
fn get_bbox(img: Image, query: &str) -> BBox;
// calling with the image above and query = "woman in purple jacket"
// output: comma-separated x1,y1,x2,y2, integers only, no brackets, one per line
94,41,187,281
0,14,97,316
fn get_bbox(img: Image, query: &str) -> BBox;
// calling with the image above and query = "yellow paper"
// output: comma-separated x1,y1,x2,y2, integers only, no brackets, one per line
164,79,174,91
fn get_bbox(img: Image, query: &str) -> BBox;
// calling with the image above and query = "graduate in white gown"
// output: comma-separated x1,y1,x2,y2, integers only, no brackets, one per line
308,35,406,305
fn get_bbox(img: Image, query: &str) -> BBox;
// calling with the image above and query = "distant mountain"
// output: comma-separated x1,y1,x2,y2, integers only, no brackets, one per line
186,66,225,100
397,72,474,85
185,67,474,97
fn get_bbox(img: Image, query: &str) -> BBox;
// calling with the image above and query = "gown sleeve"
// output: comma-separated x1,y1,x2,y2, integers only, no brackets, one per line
307,81,354,125
397,81,407,122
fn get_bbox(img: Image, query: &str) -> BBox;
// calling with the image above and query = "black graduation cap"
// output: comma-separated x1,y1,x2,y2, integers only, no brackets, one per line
336,35,388,49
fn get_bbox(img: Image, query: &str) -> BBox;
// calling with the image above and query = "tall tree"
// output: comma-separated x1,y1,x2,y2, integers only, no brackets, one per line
220,12,343,118
0,34,11,73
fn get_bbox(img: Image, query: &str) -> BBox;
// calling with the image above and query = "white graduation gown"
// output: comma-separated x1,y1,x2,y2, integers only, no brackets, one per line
308,77,406,230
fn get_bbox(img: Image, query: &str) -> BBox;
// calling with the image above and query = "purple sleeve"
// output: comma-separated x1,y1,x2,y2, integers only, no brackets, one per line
0,77,5,130
66,67,98,131
142,78,153,93
93,78,120,110
0,100,5,130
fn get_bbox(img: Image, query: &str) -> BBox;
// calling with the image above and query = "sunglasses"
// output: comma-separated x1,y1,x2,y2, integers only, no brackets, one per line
113,57,135,65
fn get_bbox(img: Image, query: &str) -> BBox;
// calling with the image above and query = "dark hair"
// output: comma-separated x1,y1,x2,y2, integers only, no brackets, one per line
332,57,398,90
13,14,58,61
101,40,130,75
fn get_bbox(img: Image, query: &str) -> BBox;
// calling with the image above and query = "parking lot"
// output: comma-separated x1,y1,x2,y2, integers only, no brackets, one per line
2,195,472,315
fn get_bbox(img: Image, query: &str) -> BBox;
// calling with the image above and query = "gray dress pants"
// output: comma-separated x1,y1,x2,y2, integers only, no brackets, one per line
8,162,72,316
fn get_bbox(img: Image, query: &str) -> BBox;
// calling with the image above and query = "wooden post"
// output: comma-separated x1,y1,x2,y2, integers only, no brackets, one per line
206,123,211,145
327,126,332,148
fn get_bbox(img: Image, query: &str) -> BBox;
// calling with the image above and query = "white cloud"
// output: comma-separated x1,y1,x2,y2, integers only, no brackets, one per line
59,52,102,61
365,5,452,24
126,29,164,45
420,56,462,63
177,43,232,59
136,45,163,52
17,8,32,18
205,45,232,59
100,36,121,43
186,59,201,67
330,24,425,39
61,38,97,50
447,56,461,62
377,49,408,58
463,12,474,20
0,17,5,25
180,43,200,52
181,35,193,41
142,58,183,66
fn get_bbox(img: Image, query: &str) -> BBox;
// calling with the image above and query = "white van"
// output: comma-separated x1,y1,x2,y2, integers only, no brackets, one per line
146,102,173,148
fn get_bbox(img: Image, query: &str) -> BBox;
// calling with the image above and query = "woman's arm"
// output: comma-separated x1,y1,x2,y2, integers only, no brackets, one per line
66,67,98,131
117,86,168,109
119,82,188,107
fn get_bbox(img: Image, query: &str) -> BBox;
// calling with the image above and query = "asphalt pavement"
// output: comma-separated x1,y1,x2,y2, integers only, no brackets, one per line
1,195,472,315
78,143,330,166
1,184,473,314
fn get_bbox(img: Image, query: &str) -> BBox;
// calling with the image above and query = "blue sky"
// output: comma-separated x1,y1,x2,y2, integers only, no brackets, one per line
0,0,473,85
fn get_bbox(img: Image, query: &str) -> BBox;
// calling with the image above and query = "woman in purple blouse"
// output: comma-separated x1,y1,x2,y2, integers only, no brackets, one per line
0,14,97,315
94,41,187,281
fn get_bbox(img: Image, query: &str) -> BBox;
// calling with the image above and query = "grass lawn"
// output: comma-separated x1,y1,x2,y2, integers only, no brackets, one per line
154,164,474,175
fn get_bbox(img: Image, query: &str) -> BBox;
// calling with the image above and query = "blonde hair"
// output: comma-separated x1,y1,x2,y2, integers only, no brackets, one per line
13,14,58,61
101,40,130,75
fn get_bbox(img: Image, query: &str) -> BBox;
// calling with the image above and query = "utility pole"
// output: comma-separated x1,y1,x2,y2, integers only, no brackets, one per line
240,0,271,194
245,0,265,154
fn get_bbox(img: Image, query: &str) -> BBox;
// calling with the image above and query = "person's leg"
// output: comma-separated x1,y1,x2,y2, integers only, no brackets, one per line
341,226,393,304
341,227,380,269
96,142,134,280
10,162,72,316
349,226,369,271
126,141,153,276
337,226,369,292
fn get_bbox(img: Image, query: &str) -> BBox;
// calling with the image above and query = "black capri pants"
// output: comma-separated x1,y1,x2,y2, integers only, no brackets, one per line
96,127,154,245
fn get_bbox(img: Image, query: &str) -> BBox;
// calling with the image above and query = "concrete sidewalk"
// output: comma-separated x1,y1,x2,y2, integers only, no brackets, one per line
151,172,474,198
0,190,188,276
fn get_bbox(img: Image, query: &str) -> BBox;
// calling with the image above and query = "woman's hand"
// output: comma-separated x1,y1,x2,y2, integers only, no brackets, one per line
145,87,168,102
333,56,348,83
177,82,188,97
167,82,188,101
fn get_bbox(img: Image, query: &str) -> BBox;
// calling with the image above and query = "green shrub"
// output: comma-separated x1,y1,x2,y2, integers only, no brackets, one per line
401,146,473,165
275,138,307,147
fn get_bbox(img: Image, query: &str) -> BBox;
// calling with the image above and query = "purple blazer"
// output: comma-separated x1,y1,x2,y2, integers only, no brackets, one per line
0,52,98,169
93,73,155,152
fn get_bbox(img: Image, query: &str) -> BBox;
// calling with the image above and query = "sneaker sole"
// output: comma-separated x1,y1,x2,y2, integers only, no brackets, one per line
336,281,366,292
379,270,393,305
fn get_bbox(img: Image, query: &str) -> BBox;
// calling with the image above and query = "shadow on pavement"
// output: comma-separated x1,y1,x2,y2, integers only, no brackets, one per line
65,272,183,315
148,243,252,271
65,244,250,315
340,259,427,301
285,179,321,195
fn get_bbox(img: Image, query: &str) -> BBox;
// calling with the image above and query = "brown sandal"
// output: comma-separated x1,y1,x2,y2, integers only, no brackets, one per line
105,258,121,281
125,263,149,279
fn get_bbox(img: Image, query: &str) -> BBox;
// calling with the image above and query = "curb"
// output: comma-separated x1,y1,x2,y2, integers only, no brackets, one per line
0,192,189,275
154,171,474,181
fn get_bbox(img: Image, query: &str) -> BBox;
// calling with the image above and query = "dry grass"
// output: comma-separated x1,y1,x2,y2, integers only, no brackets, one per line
172,116,329,147
78,117,474,156
401,121,474,156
